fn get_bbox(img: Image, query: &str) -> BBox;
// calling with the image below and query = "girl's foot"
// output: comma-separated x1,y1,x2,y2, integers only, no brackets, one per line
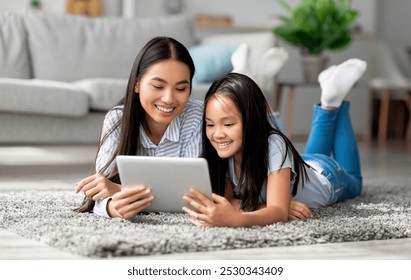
255,47,288,89
319,58,367,108
231,43,252,77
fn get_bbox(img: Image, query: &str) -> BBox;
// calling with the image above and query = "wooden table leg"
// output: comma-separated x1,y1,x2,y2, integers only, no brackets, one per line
378,90,390,143
285,85,295,137
274,83,283,112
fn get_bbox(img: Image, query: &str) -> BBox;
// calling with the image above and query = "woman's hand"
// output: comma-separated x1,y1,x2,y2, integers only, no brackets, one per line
182,188,241,227
289,200,313,220
75,173,121,201
108,186,154,219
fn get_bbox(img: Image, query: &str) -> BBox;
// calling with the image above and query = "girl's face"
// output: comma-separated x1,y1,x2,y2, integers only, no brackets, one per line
205,94,243,161
136,59,191,129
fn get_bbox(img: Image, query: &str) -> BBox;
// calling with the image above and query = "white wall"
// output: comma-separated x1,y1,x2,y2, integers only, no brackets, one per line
0,0,376,33
0,0,121,16
129,0,376,34
376,0,411,78
0,0,66,13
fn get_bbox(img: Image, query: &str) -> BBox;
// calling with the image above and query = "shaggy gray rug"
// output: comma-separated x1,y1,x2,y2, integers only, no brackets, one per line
1,181,410,258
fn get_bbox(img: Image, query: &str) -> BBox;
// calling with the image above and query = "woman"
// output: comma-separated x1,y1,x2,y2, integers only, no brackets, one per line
74,36,203,219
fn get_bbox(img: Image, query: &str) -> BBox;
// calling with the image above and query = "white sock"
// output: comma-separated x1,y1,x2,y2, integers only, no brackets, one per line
318,65,336,84
255,47,289,88
255,48,288,78
320,58,367,107
231,43,253,77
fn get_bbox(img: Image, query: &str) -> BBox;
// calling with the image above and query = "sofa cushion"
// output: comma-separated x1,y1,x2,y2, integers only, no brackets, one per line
73,78,127,111
189,45,237,84
200,32,276,74
0,12,31,79
0,78,89,117
24,12,196,82
0,112,105,144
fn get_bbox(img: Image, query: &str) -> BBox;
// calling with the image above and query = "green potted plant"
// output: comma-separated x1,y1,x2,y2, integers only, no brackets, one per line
30,0,41,9
272,0,359,82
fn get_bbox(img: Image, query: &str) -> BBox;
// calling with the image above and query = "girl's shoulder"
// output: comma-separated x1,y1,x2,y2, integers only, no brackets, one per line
268,133,288,156
268,133,286,147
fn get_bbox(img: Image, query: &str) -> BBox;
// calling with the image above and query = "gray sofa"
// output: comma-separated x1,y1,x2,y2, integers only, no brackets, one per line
0,11,276,144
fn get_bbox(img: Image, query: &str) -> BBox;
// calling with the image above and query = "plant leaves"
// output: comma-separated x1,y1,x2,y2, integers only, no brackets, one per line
272,0,359,55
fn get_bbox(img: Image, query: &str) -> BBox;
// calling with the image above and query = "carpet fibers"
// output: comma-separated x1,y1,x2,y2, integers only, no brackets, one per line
1,181,410,258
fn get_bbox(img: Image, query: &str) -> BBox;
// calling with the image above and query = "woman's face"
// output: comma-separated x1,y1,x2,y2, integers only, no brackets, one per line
136,59,191,129
205,94,243,162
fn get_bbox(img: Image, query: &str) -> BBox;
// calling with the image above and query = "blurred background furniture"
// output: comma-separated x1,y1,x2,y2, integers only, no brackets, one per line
274,80,319,137
0,11,276,144
65,0,103,16
369,41,411,143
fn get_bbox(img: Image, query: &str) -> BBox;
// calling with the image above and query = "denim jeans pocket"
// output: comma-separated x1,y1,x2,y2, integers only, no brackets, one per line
302,153,344,204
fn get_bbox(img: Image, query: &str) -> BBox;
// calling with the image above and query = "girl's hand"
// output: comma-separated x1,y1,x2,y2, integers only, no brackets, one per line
108,186,154,219
75,173,121,201
182,188,241,227
289,200,313,220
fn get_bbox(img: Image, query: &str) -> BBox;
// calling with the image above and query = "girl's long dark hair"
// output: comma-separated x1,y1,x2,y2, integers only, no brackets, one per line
74,36,195,213
202,73,308,212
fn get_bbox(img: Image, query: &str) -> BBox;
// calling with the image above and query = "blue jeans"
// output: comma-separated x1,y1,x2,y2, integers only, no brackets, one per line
301,101,362,204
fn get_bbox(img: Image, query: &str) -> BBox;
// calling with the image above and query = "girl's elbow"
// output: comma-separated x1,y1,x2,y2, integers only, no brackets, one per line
266,213,288,226
269,208,289,223
278,212,289,222
277,207,289,222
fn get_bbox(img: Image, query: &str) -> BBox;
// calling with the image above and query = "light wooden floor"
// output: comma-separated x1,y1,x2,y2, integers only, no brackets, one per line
0,140,410,260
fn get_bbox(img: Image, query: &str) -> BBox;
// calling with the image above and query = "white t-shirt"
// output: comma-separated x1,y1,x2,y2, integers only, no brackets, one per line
227,134,332,208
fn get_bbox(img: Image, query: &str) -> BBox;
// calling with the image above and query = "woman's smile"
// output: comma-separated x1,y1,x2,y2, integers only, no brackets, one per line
155,104,175,113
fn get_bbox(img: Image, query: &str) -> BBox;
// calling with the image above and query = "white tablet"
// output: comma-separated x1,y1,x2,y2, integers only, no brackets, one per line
116,155,213,213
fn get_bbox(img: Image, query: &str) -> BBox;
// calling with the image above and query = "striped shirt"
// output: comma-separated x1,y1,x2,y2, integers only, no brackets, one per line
93,99,204,217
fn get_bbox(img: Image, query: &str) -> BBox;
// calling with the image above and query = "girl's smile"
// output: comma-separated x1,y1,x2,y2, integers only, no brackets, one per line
216,140,233,148
205,94,243,161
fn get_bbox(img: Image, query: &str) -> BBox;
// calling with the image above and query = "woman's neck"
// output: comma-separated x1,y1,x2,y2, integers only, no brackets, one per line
142,120,167,146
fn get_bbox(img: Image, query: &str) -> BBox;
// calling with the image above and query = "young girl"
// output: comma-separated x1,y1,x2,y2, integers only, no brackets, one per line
182,59,367,227
74,36,203,219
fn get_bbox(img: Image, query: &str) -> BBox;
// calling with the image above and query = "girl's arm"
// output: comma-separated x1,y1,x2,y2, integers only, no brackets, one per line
230,168,291,227
289,200,313,220
221,175,312,221
182,168,291,227
224,179,242,210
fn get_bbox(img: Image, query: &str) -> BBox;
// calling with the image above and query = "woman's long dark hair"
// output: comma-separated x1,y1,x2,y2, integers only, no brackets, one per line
202,73,308,212
74,36,196,213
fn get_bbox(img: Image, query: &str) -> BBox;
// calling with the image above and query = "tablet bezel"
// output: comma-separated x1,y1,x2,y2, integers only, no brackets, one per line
116,155,213,213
